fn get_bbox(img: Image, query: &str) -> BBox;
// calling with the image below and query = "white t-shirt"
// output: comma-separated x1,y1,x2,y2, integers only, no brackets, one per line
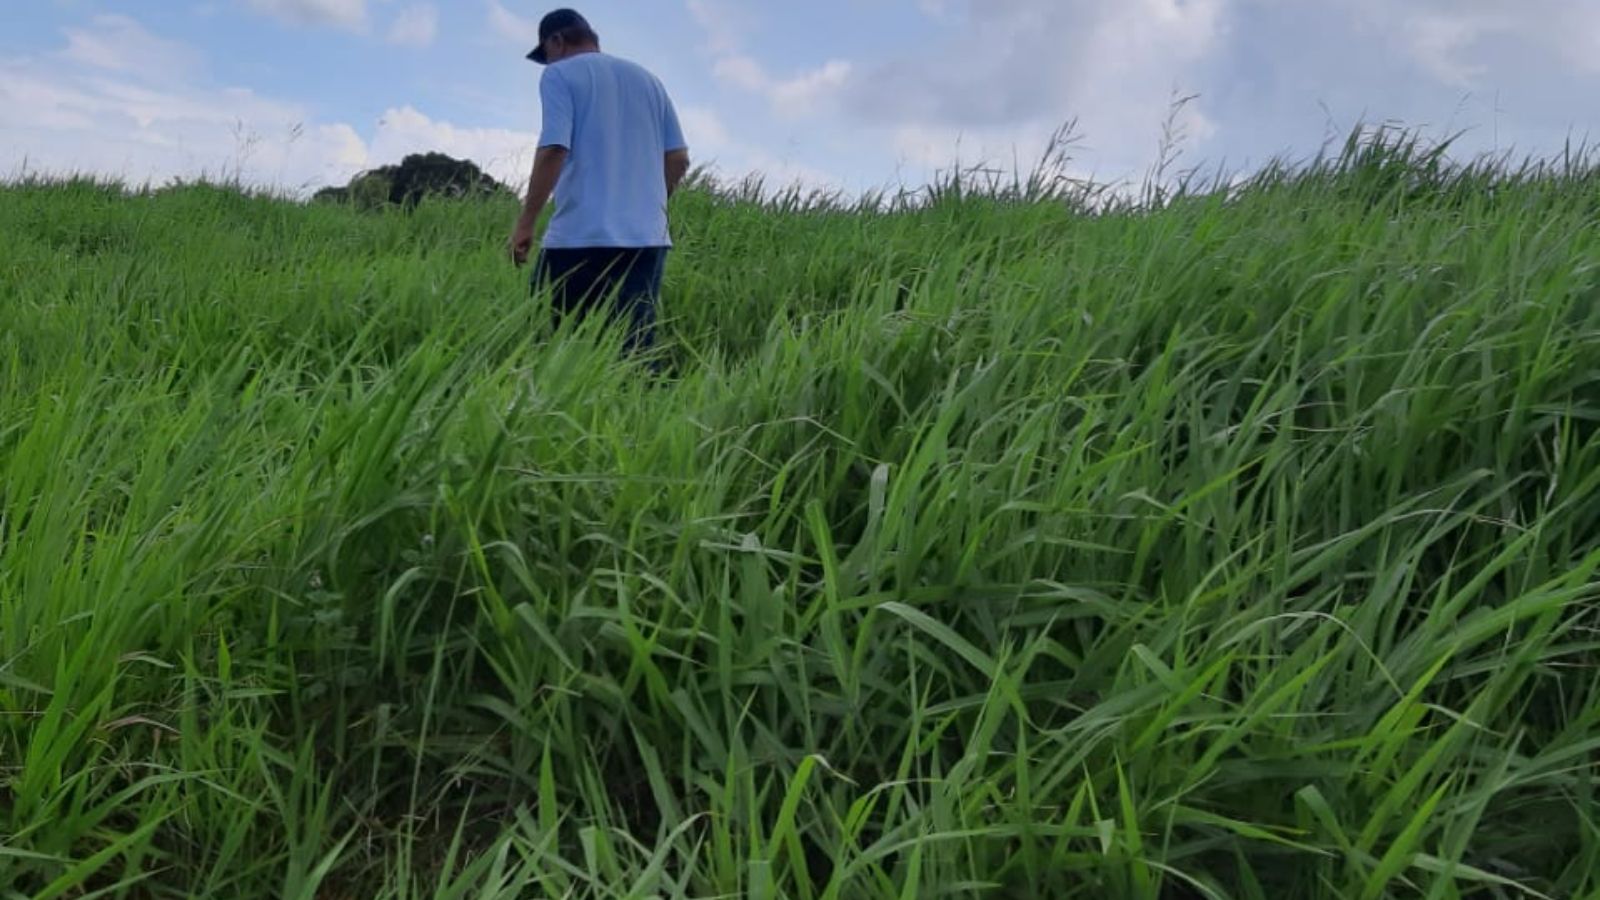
537,52,687,249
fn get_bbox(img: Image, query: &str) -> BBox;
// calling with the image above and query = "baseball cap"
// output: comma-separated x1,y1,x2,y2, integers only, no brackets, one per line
527,8,592,64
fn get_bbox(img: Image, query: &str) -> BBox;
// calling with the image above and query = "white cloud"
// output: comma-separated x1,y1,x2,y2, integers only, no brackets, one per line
769,60,853,117
682,0,1225,183
885,120,1095,189
1,15,547,196
684,0,751,56
1189,0,1600,171
711,55,853,118
842,0,1227,178
62,15,202,80
689,4,852,119
711,55,765,93
486,0,540,47
244,0,367,30
23,0,1594,207
369,105,536,186
669,103,846,194
387,4,438,47
1399,12,1497,87
678,105,731,150
1367,0,1600,82
0,58,369,192
732,152,845,195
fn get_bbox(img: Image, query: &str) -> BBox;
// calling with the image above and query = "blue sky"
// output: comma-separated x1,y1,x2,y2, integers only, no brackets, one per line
3,1,1598,198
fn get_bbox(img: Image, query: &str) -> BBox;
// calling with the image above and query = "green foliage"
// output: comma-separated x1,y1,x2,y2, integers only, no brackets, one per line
2,131,1599,898
312,153,514,211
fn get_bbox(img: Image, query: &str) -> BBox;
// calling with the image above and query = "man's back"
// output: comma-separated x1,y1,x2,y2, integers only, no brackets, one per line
538,52,685,249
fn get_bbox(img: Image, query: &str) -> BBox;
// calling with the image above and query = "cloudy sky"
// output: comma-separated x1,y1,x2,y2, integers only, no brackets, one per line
3,1,1597,198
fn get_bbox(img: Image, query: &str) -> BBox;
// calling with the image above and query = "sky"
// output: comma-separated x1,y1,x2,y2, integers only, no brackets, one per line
3,1,1598,199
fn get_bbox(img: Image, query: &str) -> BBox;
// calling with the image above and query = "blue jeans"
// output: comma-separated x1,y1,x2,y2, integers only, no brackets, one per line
532,246,667,356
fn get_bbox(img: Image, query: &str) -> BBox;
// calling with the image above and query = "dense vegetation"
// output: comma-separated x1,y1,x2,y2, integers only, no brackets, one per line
3,133,1599,897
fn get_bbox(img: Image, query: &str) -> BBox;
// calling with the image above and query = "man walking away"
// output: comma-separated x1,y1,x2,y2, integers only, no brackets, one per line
509,8,692,364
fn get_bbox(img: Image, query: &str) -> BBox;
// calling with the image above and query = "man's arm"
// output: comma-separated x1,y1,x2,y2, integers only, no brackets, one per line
509,145,568,267
522,145,568,222
665,148,691,198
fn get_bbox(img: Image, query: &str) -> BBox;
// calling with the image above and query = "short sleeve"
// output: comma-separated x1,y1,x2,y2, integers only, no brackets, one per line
661,91,687,153
538,67,574,149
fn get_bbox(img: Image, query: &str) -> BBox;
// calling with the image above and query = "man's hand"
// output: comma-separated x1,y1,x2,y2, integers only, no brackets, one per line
509,214,537,267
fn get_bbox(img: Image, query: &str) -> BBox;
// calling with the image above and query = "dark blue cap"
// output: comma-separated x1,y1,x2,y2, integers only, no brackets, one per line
527,9,591,64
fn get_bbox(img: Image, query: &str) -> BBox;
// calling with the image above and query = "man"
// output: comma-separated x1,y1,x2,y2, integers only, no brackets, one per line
509,8,692,361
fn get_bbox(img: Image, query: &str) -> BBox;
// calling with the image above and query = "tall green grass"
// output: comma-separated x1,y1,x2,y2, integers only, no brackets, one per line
3,130,1600,897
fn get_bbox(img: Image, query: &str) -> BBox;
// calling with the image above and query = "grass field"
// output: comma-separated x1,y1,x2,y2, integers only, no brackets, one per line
3,132,1600,898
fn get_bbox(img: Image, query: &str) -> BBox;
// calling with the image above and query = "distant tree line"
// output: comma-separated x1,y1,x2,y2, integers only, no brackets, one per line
313,152,513,209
